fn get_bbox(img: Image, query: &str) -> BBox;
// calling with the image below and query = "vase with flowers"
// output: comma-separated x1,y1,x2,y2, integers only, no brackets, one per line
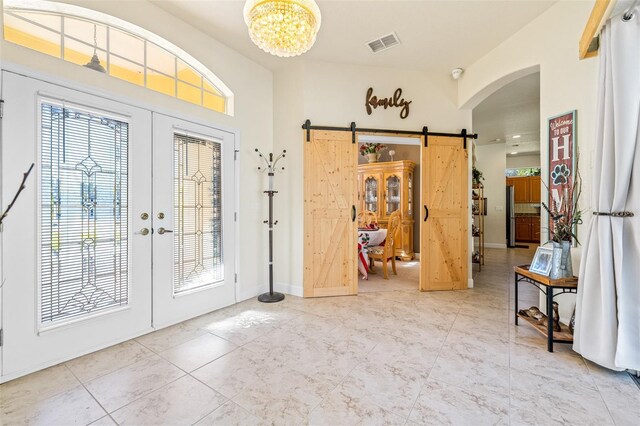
360,143,387,163
541,168,582,279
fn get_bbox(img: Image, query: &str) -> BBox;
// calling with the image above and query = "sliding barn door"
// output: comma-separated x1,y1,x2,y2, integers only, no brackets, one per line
421,136,469,291
303,130,358,297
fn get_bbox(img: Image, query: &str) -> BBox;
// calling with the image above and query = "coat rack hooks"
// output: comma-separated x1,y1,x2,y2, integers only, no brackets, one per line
255,148,286,303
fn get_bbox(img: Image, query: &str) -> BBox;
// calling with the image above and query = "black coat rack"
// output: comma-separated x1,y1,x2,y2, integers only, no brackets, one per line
256,148,286,303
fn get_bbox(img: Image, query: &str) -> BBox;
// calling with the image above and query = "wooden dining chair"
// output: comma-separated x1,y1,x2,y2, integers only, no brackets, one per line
357,210,378,228
368,211,401,279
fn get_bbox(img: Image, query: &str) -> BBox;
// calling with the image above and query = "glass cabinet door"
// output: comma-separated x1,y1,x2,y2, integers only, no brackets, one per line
385,174,401,215
364,176,378,213
407,173,413,217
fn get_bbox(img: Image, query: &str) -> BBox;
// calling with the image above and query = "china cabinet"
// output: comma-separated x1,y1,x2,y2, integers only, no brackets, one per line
357,160,415,260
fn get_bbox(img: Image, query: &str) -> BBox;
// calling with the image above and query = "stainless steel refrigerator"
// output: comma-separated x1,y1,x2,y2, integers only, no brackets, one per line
506,185,516,248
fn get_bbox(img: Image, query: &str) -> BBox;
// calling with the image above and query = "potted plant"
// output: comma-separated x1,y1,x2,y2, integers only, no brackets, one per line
541,168,582,279
472,166,484,186
359,143,386,163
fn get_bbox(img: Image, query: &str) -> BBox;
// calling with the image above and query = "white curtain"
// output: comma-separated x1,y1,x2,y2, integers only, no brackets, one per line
573,7,640,371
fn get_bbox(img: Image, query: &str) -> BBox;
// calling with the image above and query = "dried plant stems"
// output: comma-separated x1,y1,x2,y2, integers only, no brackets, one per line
0,163,35,226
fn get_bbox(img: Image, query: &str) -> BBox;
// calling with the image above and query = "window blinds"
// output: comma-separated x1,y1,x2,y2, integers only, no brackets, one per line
40,103,129,325
173,133,223,294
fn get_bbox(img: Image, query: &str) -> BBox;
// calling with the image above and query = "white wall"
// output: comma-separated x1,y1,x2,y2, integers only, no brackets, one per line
272,62,306,297
507,154,541,168
274,60,472,295
460,0,599,321
476,144,507,247
1,0,274,301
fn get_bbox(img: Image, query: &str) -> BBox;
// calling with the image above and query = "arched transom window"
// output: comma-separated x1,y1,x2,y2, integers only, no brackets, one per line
3,0,234,115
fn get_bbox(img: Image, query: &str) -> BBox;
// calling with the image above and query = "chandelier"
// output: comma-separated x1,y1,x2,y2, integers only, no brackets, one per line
243,0,321,58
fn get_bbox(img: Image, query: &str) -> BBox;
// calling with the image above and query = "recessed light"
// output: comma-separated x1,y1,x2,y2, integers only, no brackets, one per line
511,151,519,155
512,135,521,139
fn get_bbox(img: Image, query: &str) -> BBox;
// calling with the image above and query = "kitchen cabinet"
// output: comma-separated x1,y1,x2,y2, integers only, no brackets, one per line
532,216,541,242
506,176,541,203
529,176,541,203
515,217,532,242
512,178,530,203
515,216,541,243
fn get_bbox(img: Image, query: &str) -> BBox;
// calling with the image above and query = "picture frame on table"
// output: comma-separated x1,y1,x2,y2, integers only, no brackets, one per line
530,246,554,276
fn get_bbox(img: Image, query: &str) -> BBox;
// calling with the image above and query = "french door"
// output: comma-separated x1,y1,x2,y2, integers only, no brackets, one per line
0,72,235,382
152,114,235,328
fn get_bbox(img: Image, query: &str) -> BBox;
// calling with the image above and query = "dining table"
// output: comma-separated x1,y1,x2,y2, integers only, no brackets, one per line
358,228,387,279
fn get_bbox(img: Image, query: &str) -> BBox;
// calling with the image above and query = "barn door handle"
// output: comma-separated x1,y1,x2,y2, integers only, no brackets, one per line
423,205,429,221
352,205,356,222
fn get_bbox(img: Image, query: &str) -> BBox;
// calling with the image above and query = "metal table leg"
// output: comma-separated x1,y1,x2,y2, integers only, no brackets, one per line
514,272,519,326
547,287,554,352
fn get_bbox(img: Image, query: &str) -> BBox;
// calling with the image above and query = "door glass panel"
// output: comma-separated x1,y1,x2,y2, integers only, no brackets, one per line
40,103,129,325
408,173,413,216
174,133,223,294
364,176,378,213
386,175,400,215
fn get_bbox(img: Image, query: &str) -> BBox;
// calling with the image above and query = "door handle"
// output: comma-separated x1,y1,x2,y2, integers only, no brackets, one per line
423,206,429,222
352,205,356,222
136,228,150,236
157,227,174,235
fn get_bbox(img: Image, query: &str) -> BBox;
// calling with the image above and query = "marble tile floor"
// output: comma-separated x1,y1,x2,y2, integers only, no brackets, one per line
1,248,639,425
359,259,420,293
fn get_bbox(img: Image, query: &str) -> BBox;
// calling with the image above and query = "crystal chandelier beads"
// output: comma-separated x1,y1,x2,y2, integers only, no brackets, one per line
243,0,321,57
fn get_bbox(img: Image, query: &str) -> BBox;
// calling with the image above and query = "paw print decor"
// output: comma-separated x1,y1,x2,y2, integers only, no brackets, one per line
551,164,571,185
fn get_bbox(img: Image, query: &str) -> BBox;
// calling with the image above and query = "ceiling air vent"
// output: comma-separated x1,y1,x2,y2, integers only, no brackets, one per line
366,32,400,53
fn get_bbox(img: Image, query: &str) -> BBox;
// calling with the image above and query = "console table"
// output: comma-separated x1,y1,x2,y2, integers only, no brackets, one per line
514,265,578,352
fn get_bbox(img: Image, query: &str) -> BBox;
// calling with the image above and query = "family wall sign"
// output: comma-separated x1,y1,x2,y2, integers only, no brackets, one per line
365,87,412,119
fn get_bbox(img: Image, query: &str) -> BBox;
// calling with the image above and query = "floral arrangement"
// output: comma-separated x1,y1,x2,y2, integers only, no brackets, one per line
359,143,387,156
542,167,582,244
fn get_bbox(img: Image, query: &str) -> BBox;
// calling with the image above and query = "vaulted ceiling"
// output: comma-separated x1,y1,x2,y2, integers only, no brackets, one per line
152,0,557,74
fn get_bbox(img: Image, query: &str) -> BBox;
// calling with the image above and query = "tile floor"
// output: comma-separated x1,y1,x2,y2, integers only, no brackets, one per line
1,248,639,425
359,258,420,293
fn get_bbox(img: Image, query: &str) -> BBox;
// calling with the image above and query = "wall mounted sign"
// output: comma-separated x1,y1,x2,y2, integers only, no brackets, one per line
547,110,576,234
365,87,412,119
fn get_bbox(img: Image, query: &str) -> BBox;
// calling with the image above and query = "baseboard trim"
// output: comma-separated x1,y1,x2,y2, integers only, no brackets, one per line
238,282,303,300
236,283,264,302
275,282,303,297
468,278,474,288
484,243,507,249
